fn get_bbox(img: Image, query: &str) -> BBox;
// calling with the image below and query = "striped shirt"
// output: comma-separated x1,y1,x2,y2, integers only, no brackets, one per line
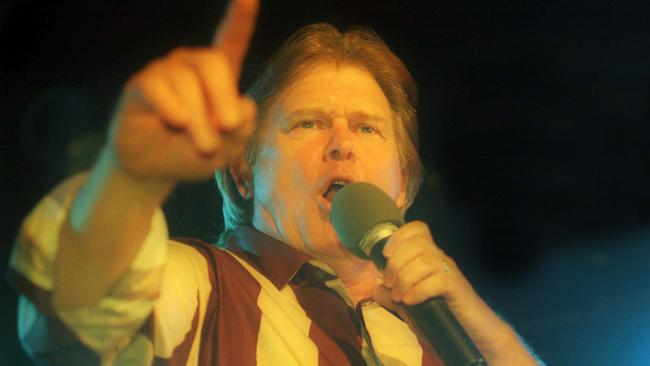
9,190,443,365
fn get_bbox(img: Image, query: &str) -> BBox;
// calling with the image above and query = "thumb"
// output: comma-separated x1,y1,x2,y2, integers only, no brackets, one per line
372,279,401,313
372,279,427,341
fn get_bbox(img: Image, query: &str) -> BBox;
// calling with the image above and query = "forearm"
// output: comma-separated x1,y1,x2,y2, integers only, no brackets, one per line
481,324,543,365
52,148,174,310
463,296,543,365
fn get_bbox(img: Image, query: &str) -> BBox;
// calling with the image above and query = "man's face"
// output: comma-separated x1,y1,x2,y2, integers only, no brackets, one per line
250,63,406,260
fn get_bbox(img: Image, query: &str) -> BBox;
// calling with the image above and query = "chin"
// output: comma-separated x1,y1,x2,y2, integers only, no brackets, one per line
304,225,346,257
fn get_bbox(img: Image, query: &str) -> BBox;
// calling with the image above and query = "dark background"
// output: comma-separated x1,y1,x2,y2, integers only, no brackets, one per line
2,0,649,364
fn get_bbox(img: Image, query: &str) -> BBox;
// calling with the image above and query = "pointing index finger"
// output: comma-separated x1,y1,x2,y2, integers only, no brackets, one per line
213,0,259,80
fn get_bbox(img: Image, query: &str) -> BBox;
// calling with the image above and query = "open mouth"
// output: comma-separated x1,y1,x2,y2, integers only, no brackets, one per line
322,180,349,202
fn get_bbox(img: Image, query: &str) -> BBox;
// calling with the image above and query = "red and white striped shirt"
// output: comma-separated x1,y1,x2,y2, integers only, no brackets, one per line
9,191,444,365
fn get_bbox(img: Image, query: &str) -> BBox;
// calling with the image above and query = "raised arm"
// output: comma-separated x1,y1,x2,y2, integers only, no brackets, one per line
49,0,258,309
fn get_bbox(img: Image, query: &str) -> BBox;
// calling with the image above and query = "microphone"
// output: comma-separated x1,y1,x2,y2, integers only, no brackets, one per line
330,182,486,366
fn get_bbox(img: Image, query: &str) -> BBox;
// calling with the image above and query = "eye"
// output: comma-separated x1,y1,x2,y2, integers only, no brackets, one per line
299,120,315,129
359,125,376,134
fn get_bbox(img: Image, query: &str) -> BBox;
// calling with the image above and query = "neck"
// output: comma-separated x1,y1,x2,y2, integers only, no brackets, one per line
318,254,380,305
251,215,380,305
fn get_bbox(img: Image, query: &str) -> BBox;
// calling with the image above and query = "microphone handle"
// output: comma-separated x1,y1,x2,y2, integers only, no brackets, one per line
369,238,487,366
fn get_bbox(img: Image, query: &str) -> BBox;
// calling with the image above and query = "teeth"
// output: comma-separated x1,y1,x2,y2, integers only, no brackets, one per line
324,180,348,201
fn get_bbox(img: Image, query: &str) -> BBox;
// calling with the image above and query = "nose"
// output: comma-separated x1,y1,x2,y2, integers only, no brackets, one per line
324,122,354,161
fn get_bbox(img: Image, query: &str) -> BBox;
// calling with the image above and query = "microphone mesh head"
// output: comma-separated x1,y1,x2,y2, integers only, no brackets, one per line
330,182,404,259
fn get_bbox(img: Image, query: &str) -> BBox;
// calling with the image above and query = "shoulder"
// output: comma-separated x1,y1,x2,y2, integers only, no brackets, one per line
166,238,251,280
169,238,240,264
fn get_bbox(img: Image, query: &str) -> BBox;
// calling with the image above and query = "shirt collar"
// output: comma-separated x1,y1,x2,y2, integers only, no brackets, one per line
224,225,315,289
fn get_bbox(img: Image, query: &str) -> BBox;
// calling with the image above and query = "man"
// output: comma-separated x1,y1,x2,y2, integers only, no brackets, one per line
9,0,542,364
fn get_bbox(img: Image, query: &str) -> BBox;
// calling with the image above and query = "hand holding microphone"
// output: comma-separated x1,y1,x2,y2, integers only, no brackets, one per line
331,182,487,366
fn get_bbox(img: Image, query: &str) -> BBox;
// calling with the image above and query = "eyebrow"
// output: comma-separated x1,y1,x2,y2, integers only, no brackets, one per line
286,108,329,120
286,108,390,125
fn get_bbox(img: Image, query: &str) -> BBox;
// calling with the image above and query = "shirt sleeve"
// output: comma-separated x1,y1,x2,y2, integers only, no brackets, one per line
6,176,203,365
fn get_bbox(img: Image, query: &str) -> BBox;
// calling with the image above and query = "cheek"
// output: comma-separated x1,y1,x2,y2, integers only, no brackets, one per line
253,143,286,202
296,146,323,178
285,133,324,176
254,138,319,199
362,143,403,197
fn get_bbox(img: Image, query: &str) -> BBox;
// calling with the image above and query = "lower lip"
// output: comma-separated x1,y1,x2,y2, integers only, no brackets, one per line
317,196,333,218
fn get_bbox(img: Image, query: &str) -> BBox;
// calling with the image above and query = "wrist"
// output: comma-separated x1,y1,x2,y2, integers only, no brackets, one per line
453,293,539,365
480,322,540,365
99,146,176,203
68,148,174,233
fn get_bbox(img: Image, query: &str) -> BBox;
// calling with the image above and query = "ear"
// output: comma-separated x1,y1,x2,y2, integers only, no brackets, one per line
228,157,254,200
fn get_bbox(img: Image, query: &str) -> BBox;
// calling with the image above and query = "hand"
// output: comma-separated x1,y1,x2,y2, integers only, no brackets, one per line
107,0,259,182
372,221,483,326
371,221,540,364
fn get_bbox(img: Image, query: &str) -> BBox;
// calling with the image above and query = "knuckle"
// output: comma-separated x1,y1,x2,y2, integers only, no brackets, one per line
438,275,451,291
135,60,164,83
415,256,433,270
383,267,395,283
390,288,399,300
196,49,220,68
125,73,142,91
168,46,194,60
208,49,229,66
395,274,408,290
443,255,457,268
171,62,194,79
412,220,427,228
139,61,156,77
237,120,255,139
412,220,432,236
196,49,230,73
383,271,395,287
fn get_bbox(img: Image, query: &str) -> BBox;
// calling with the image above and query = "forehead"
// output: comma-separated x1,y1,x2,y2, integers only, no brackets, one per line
273,62,392,118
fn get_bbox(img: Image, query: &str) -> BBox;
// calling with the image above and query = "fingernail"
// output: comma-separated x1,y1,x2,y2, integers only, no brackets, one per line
383,278,393,288
391,290,402,302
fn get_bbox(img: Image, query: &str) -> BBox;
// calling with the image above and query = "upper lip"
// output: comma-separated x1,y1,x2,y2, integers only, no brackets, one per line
319,174,355,197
